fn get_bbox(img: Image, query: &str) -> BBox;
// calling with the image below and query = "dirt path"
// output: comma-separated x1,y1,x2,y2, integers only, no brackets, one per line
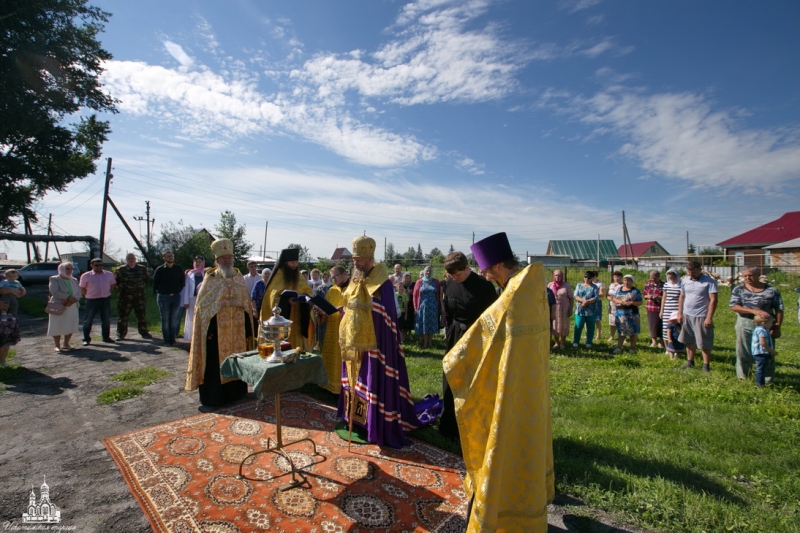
0,292,649,533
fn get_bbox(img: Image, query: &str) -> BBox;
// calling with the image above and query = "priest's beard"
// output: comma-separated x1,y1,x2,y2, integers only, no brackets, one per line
218,265,236,278
281,264,300,286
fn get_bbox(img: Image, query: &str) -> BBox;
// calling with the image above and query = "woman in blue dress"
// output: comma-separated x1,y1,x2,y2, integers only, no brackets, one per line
413,266,442,348
612,274,643,354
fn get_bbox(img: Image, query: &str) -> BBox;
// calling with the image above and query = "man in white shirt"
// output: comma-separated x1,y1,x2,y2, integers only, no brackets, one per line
243,261,260,295
677,260,719,372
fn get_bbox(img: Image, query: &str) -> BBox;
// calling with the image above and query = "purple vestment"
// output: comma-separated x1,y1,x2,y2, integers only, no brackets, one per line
337,279,438,448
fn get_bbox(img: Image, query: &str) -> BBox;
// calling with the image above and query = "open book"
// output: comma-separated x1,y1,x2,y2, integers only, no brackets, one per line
280,290,339,316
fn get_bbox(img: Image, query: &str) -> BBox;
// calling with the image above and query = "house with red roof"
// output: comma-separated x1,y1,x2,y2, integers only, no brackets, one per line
616,241,670,261
330,247,353,264
716,211,800,268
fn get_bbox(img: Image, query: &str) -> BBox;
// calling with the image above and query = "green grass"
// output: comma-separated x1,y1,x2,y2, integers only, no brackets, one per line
96,366,173,405
387,280,800,533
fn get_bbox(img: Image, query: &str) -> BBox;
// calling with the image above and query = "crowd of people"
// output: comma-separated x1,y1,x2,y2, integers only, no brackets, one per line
541,261,786,380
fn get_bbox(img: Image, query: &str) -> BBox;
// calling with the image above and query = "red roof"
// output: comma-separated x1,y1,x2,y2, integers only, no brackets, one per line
330,247,352,261
617,241,657,258
717,212,800,247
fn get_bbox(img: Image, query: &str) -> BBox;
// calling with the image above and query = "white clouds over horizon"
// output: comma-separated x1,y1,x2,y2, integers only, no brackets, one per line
579,89,800,189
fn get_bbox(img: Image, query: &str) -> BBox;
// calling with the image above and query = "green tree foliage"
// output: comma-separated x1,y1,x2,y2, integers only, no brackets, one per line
448,244,455,254
153,221,213,268
0,0,117,231
215,211,252,268
415,244,424,261
385,242,398,263
426,247,443,261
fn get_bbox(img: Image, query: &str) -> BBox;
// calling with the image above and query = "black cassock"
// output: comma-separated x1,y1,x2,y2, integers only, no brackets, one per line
440,271,498,441
199,313,252,407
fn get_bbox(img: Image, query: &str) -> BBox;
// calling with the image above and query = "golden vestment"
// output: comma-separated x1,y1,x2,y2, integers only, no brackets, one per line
319,284,346,394
443,263,554,533
259,268,314,351
185,268,252,391
339,263,387,361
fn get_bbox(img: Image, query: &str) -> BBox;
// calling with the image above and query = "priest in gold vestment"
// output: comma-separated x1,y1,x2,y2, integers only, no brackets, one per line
185,239,253,408
443,232,554,533
316,265,349,394
259,248,314,351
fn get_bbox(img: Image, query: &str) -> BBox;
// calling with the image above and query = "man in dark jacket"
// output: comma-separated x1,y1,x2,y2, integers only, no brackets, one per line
152,250,185,346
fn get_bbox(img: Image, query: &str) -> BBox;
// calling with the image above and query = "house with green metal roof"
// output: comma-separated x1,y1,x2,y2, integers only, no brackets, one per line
546,240,620,263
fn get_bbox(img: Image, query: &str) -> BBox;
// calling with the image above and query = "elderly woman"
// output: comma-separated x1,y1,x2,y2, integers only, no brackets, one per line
729,267,783,384
659,268,682,353
612,274,642,354
250,268,272,316
606,271,623,342
573,270,599,349
413,266,442,349
47,262,81,352
547,269,574,350
643,270,665,349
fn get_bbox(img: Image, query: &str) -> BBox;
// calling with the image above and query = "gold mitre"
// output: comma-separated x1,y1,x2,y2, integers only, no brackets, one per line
352,234,376,259
210,238,234,258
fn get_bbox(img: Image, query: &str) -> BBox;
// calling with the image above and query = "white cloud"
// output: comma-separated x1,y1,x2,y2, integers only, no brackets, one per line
101,0,531,169
297,0,526,106
579,89,800,188
163,41,194,67
559,0,603,14
457,157,486,175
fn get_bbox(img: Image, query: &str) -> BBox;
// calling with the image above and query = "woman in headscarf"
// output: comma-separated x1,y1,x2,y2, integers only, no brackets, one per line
413,266,442,349
547,269,573,350
47,262,80,352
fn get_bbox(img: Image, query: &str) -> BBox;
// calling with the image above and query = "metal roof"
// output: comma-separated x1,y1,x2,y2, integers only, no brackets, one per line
547,240,619,261
717,211,800,247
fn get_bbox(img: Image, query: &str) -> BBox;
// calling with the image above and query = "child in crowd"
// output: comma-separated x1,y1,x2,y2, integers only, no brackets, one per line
0,269,23,322
751,315,777,388
395,281,410,343
665,311,684,359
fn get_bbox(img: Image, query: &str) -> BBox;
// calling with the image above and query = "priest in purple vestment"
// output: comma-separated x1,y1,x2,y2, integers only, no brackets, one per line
337,234,440,448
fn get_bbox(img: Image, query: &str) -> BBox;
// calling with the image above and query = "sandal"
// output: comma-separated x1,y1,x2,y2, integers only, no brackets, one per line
61,345,72,352
54,347,61,353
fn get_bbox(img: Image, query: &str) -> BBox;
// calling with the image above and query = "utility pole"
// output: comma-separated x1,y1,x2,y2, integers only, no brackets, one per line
472,231,475,244
686,231,690,255
98,157,113,259
44,214,53,260
268,220,269,259
133,200,154,250
596,234,600,267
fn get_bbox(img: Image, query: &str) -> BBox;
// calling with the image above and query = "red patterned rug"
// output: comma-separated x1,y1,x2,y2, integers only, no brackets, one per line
103,393,468,532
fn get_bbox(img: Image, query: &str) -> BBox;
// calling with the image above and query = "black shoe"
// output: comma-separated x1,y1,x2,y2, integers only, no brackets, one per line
198,405,215,413
82,340,90,346
115,336,124,341
702,364,710,373
140,332,153,339
679,360,694,369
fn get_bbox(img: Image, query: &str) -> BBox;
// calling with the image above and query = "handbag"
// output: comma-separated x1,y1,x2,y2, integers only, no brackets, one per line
45,299,66,315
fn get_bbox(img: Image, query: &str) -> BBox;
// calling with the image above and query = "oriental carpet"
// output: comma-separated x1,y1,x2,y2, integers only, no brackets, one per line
103,393,468,532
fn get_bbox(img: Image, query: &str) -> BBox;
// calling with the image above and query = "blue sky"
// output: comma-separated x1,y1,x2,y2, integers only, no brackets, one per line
8,0,799,262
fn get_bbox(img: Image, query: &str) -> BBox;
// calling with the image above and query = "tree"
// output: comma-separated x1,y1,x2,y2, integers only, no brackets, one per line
448,244,455,254
415,244,424,261
385,242,398,264
215,211,252,268
0,0,117,231
426,247,443,261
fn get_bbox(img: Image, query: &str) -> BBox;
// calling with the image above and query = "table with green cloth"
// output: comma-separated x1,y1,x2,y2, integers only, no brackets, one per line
220,350,330,489
220,350,328,402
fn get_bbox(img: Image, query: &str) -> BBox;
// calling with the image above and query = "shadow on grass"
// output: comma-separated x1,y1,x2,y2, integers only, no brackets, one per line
553,348,615,361
0,367,77,395
554,437,746,506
